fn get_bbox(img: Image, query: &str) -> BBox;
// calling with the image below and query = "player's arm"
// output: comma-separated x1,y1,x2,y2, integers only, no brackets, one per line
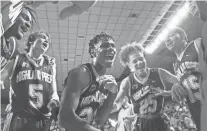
95,79,118,125
0,59,14,82
58,66,101,131
111,77,130,113
50,58,59,101
0,54,19,82
47,58,60,110
158,68,186,101
202,17,207,59
158,68,179,88
123,114,137,121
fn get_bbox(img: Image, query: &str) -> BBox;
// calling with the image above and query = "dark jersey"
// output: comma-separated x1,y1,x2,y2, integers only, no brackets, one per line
74,63,109,125
10,54,55,120
129,68,165,115
173,41,201,130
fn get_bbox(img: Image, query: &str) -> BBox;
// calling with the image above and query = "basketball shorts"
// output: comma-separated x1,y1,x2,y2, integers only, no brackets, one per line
133,115,168,131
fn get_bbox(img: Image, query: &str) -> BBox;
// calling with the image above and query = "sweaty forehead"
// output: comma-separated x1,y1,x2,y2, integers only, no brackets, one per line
101,39,114,44
129,52,143,60
168,29,179,37
21,8,32,20
96,39,115,47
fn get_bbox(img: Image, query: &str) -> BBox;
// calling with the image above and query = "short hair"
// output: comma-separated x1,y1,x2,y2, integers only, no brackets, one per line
119,42,144,67
88,32,114,58
25,31,50,52
170,27,188,42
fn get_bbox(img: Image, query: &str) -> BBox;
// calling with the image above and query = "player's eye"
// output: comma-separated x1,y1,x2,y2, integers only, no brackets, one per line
42,42,48,48
22,14,30,21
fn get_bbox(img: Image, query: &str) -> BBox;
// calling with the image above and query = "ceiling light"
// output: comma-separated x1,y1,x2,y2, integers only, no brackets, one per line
77,36,85,38
145,2,190,54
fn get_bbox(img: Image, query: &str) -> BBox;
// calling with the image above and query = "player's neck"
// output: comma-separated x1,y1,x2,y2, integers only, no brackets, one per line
175,43,186,59
93,62,107,76
28,50,43,60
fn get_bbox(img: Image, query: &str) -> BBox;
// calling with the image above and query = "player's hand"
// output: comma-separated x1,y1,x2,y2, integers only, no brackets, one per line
47,99,60,111
152,88,171,98
99,75,118,94
171,83,187,103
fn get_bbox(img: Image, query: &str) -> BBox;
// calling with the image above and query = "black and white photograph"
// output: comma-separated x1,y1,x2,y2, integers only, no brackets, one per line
1,0,207,131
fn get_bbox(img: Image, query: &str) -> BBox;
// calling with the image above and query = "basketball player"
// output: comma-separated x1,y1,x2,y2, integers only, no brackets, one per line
191,1,207,130
58,32,118,131
113,42,182,131
1,4,36,70
1,31,60,131
165,27,201,130
115,97,135,131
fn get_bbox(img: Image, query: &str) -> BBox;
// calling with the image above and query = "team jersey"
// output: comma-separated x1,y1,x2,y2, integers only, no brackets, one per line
129,68,165,116
10,53,55,120
74,63,109,125
173,41,201,130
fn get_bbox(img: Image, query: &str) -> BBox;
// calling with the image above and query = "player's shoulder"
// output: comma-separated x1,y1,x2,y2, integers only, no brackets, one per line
149,68,159,72
67,63,91,85
70,63,91,76
187,38,201,50
43,55,56,66
121,75,131,87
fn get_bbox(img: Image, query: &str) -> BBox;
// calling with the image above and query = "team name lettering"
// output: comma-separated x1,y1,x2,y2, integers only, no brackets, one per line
80,91,107,107
16,70,52,83
176,61,198,78
133,85,150,101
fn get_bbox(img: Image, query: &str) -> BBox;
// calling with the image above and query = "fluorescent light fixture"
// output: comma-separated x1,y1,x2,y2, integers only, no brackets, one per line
145,2,190,54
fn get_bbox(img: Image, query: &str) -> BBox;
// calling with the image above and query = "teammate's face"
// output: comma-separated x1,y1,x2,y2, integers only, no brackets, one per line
165,30,183,52
10,9,32,40
95,39,117,68
32,33,50,55
127,52,147,73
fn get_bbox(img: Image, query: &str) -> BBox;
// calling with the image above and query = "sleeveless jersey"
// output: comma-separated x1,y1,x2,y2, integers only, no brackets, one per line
75,63,109,125
173,41,201,129
10,54,55,120
129,68,165,115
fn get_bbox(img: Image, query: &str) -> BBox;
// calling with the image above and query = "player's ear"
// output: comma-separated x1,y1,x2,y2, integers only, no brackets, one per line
91,49,97,58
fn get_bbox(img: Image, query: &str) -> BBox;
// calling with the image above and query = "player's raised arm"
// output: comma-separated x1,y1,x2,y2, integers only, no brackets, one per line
47,57,60,110
158,68,179,87
158,68,186,102
95,76,118,125
112,77,130,113
1,59,15,82
58,65,100,131
0,52,19,82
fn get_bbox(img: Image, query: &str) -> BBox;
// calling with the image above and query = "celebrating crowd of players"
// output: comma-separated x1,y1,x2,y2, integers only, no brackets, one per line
1,1,207,131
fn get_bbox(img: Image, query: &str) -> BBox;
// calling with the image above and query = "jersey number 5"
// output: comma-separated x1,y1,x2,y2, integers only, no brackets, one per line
29,84,43,108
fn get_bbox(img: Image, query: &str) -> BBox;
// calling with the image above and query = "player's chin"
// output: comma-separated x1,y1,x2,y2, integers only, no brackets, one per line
104,61,114,68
